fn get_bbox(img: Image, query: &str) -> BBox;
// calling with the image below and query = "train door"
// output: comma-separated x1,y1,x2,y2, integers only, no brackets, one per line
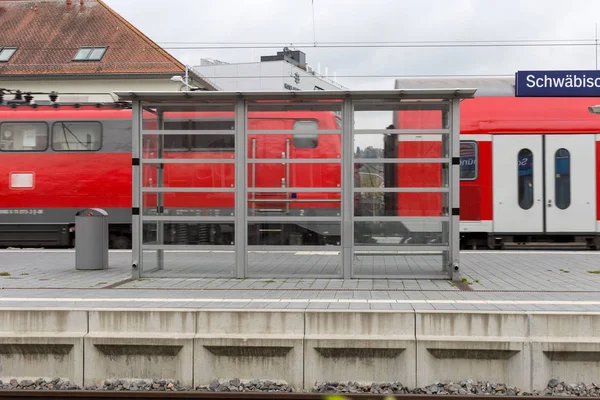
544,134,596,233
493,135,544,233
492,134,596,234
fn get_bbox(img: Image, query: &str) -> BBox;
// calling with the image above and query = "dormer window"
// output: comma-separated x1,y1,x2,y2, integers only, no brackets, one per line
0,47,17,62
73,46,107,61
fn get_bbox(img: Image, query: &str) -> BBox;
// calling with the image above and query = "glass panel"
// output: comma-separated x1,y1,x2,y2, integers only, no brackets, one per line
248,163,340,188
0,122,48,152
142,163,235,188
143,222,234,245
247,249,341,278
52,121,102,151
518,148,534,210
355,134,447,160
0,47,17,62
141,249,235,278
355,162,448,189
460,141,478,180
354,220,448,245
88,47,106,60
163,120,234,152
73,47,91,60
353,251,448,278
142,107,236,159
354,191,448,217
555,148,571,210
248,222,340,246
248,192,341,217
142,192,235,216
248,134,340,160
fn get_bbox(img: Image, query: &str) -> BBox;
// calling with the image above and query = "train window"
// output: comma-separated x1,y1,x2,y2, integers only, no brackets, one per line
0,122,48,152
163,120,234,152
52,121,102,151
190,135,234,151
163,135,188,151
555,148,571,210
293,120,319,149
518,148,534,210
459,141,477,180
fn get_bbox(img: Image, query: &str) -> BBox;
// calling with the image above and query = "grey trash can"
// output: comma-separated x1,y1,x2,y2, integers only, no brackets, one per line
75,208,109,270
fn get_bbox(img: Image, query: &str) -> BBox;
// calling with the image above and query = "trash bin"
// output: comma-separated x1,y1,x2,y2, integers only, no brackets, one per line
75,208,109,270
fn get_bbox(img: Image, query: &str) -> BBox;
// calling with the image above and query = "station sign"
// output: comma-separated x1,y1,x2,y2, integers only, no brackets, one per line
515,70,600,97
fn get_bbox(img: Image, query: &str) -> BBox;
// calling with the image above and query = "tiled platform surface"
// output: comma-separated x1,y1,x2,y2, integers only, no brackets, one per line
0,249,599,311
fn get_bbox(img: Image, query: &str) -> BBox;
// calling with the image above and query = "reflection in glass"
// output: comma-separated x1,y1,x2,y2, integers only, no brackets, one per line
555,148,571,210
518,148,534,210
354,221,447,245
142,192,235,216
248,222,340,246
143,222,234,245
354,192,448,217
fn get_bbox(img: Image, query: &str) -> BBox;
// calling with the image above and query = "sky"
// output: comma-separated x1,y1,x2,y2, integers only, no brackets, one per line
102,0,600,88
103,0,600,146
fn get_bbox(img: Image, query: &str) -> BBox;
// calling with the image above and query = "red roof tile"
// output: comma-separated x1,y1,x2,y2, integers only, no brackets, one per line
0,0,192,77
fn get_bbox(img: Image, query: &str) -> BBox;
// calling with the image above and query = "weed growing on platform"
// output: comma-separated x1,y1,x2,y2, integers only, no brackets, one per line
0,272,10,277
588,270,600,274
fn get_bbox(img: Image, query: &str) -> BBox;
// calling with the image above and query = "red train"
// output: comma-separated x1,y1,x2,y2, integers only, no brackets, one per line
2,78,600,250
394,77,600,249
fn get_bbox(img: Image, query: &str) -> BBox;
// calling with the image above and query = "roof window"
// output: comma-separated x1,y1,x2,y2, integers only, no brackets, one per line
0,47,17,62
73,46,107,61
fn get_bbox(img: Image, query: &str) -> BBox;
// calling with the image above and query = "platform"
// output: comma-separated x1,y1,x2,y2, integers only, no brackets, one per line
0,249,600,392
0,249,599,311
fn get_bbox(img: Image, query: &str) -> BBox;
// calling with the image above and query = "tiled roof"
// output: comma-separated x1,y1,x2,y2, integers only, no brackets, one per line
0,0,197,78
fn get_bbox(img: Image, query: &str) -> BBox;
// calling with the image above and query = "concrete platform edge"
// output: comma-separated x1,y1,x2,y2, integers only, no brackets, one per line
0,308,599,392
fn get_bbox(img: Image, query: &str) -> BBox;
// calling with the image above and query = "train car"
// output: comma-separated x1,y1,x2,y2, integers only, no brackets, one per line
393,77,600,249
0,101,340,248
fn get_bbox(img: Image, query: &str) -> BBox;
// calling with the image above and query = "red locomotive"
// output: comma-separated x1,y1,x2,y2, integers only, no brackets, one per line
0,102,344,248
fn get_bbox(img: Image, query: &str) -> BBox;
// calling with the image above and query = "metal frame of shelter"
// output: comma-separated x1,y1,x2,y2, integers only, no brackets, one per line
115,89,476,281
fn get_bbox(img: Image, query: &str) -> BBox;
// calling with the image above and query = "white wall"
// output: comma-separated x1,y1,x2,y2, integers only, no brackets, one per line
192,61,346,91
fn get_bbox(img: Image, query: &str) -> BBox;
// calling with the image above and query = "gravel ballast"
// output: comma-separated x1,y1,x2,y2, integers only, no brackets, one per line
0,378,598,396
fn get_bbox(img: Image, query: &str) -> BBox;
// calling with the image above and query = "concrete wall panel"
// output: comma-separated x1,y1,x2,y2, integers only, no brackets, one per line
416,311,530,391
195,310,304,389
530,313,600,391
0,309,86,386
304,311,416,388
85,309,195,387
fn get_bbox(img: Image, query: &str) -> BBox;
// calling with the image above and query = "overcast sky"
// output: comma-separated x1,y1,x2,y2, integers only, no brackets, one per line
103,0,600,146
103,0,600,89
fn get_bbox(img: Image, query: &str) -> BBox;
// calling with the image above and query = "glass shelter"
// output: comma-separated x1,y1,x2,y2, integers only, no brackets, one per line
114,89,475,281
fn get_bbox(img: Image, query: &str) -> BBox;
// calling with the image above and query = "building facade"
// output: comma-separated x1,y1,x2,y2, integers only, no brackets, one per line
192,49,347,92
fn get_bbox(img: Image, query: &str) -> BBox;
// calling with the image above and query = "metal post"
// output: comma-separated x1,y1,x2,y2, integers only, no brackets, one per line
341,98,354,279
441,105,450,273
131,100,141,279
157,111,164,270
449,98,461,281
235,99,247,278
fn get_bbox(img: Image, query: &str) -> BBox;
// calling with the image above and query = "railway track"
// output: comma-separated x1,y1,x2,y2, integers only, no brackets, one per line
1,393,600,400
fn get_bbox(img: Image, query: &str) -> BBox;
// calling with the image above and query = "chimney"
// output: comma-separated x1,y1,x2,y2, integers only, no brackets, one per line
80,0,84,12
66,0,72,12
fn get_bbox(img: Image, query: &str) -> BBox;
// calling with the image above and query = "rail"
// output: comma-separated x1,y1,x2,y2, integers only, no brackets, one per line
1,393,598,400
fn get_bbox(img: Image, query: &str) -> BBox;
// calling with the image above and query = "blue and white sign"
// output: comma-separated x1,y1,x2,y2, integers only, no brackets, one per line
515,70,600,97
